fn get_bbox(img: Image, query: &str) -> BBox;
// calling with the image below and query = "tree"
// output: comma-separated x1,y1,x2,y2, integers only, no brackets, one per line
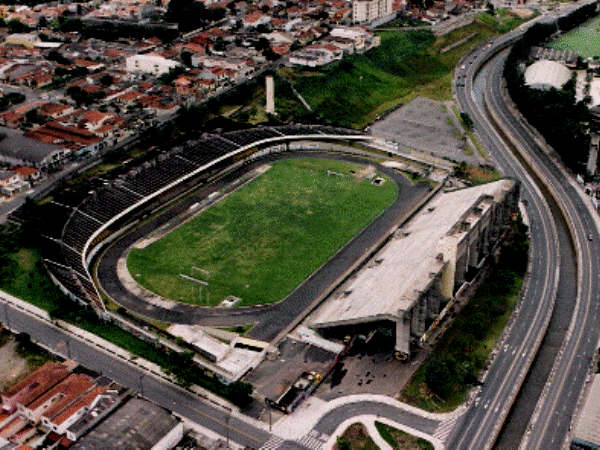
181,51,193,67
165,0,224,32
8,19,29,33
47,50,71,65
263,47,279,62
460,112,474,130
424,356,455,398
25,108,45,125
37,16,48,29
99,74,113,86
254,37,271,51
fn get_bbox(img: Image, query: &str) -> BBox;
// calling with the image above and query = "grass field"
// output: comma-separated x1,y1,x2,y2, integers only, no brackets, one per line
550,14,600,58
336,423,379,450
127,158,398,307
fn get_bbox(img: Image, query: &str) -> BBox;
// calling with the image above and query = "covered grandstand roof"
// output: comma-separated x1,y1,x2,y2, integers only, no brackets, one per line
310,179,517,328
525,59,571,91
572,374,600,449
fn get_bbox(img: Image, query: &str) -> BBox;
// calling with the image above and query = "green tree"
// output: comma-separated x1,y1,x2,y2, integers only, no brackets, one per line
460,112,474,130
424,356,455,398
7,19,29,33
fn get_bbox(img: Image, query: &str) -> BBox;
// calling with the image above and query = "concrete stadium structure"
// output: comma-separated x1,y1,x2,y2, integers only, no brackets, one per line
310,178,519,358
41,125,370,314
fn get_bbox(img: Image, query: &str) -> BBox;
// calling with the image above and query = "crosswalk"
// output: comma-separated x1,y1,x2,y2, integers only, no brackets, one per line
259,435,285,450
433,416,460,442
296,429,330,450
260,430,330,450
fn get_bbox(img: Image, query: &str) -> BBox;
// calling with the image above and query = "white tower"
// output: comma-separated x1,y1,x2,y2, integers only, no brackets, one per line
266,75,275,115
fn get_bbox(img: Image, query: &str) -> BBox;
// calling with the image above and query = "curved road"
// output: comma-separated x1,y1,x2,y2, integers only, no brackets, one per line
96,151,431,342
449,8,600,449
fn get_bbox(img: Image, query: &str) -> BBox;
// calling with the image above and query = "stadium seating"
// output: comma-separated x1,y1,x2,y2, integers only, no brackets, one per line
45,125,362,310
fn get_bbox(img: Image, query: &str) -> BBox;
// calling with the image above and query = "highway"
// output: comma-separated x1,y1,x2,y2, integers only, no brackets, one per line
483,49,600,450
449,7,600,449
449,36,560,450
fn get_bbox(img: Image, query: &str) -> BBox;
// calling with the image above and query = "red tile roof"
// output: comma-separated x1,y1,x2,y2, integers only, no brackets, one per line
1,362,70,411
27,373,94,418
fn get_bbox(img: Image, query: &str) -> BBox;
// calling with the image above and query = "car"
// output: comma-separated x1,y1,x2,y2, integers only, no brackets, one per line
588,234,594,241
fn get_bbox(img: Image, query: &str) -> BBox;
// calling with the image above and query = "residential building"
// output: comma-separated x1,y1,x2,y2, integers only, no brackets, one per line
20,373,95,423
0,128,69,169
1,362,71,414
0,169,29,197
125,53,180,76
352,0,392,23
71,398,183,450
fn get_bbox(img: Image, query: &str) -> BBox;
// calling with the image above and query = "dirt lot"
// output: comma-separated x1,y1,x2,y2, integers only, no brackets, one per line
0,330,47,391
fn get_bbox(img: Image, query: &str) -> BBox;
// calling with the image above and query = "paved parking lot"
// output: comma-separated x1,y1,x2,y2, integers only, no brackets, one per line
243,338,338,402
371,97,481,165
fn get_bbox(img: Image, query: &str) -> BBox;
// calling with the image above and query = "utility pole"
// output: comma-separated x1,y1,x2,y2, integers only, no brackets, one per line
139,372,146,397
3,302,10,330
225,408,231,449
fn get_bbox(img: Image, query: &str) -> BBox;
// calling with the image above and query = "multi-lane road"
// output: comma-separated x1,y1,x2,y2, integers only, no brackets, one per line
450,8,600,449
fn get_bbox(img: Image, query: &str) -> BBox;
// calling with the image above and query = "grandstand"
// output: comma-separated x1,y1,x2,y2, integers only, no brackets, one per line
41,125,370,314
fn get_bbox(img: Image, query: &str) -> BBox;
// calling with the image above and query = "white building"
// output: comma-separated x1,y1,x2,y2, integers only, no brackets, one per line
352,0,392,24
524,60,571,91
125,53,180,76
330,26,381,52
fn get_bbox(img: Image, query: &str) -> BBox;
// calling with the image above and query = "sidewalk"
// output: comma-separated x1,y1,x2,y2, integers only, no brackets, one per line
0,288,266,431
272,393,465,441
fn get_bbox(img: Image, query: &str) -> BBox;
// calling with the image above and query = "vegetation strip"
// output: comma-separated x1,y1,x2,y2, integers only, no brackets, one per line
401,218,529,412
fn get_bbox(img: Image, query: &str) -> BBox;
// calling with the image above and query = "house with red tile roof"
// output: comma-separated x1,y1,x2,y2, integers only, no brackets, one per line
39,102,75,120
1,362,71,414
11,166,41,183
42,385,110,435
20,373,95,423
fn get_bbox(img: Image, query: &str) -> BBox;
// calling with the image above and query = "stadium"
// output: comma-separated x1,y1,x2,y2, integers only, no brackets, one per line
41,125,429,344
41,123,518,381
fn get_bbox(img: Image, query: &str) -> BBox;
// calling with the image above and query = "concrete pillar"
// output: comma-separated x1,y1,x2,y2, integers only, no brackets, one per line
411,296,427,338
427,286,441,319
395,313,411,356
266,75,275,114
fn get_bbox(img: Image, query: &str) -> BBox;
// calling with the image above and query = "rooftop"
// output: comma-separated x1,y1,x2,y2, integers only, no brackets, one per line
0,126,62,165
311,179,516,327
1,362,71,410
573,374,600,447
70,398,180,450
28,373,95,417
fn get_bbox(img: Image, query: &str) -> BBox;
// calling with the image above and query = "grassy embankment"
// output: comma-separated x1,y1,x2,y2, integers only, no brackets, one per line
336,423,380,450
277,12,534,129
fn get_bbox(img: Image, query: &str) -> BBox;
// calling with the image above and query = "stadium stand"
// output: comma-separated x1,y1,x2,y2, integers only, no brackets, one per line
43,125,367,312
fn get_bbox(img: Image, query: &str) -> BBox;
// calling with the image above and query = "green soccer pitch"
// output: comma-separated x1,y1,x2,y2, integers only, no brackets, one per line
550,15,600,58
127,158,398,307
